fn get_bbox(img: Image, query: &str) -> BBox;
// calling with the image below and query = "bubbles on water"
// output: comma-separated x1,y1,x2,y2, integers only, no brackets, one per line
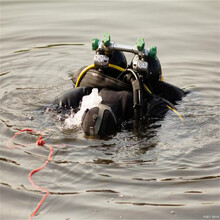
60,88,102,130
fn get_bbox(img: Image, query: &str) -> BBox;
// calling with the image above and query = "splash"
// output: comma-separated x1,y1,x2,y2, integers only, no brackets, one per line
64,88,102,129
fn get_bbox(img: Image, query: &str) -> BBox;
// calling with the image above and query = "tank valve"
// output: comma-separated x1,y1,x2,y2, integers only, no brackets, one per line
136,37,145,52
149,46,157,58
92,38,99,50
94,54,109,68
102,32,111,47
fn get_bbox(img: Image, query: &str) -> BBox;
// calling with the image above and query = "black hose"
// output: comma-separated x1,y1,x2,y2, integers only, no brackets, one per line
126,69,143,121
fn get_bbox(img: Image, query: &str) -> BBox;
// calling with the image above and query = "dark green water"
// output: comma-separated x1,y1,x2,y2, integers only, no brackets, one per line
0,1,219,219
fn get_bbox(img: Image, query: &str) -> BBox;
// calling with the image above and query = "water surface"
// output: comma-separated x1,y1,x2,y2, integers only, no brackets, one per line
0,0,220,219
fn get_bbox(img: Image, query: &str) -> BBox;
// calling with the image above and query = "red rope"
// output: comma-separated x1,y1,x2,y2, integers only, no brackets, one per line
6,128,52,220
7,128,34,148
28,146,53,220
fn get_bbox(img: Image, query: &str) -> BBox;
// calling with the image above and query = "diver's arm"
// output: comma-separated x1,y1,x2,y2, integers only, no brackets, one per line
54,86,92,109
144,95,169,118
150,81,186,104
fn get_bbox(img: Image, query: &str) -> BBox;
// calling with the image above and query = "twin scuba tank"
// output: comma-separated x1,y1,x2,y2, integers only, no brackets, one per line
74,33,163,120
92,33,162,84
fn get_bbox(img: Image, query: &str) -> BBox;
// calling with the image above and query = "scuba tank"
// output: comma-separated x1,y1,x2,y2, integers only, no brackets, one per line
73,33,163,120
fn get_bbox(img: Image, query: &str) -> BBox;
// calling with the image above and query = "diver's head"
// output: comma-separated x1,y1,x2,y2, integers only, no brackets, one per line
81,104,118,137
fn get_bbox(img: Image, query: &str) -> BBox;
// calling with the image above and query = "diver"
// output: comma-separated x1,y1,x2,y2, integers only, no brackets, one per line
54,33,187,137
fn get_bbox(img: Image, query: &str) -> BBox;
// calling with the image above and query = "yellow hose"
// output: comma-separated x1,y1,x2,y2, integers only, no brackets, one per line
76,63,163,88
144,83,182,121
143,83,152,94
166,105,183,122
75,64,125,88
75,64,95,88
108,64,126,72
75,64,182,122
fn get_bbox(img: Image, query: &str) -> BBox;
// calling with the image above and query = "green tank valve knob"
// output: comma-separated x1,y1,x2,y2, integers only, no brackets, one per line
136,37,145,51
102,32,111,47
92,38,99,50
149,46,157,58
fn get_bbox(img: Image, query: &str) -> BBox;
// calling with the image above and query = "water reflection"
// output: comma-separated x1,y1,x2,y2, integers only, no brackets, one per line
0,0,219,219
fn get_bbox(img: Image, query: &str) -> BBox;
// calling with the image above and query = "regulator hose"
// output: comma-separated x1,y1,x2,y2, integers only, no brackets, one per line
126,69,144,121
75,64,95,88
75,64,182,121
143,82,183,121
75,64,126,88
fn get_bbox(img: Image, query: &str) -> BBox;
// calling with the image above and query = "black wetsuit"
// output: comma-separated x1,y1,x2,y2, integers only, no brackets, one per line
54,80,185,137
54,52,186,137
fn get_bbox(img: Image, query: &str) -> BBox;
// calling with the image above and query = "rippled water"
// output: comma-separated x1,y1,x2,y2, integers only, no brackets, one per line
0,1,220,219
